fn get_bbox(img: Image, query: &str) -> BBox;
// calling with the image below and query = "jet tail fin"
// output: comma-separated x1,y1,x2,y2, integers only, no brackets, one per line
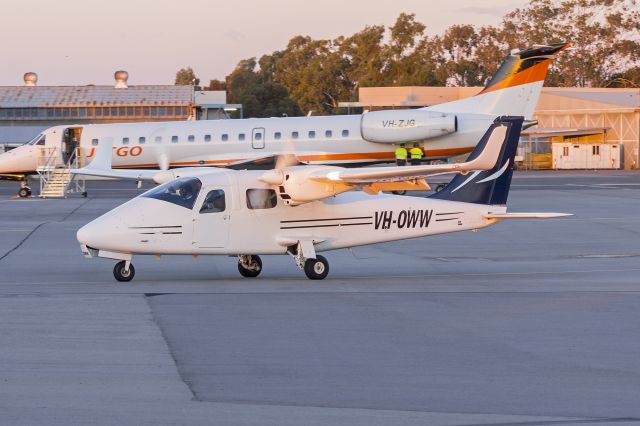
428,42,570,118
430,116,523,205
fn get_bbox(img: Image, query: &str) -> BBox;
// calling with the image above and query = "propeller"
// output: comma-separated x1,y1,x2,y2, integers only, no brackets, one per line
149,126,170,171
259,135,299,185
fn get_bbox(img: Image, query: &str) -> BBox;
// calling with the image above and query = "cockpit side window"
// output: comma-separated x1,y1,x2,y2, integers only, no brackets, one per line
27,133,45,146
199,190,226,214
246,189,277,209
142,177,202,209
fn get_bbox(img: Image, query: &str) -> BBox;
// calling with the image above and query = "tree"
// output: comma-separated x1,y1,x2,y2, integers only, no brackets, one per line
225,57,301,117
205,79,226,90
175,67,199,86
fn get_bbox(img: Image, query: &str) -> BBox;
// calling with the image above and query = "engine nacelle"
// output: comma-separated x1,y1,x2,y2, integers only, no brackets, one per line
260,166,352,206
360,109,456,144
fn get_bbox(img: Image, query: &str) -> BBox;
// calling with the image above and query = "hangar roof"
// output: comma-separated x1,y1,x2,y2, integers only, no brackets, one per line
541,88,640,109
0,85,193,108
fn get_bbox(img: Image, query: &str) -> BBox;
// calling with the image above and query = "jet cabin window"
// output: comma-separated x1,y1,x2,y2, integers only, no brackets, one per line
204,134,212,142
142,177,202,209
91,139,99,146
139,137,146,144
200,190,226,214
246,189,277,209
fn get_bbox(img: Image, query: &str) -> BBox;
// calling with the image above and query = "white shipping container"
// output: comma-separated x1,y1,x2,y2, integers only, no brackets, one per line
552,143,621,169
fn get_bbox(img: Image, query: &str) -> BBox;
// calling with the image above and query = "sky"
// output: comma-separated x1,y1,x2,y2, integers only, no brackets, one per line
0,0,527,86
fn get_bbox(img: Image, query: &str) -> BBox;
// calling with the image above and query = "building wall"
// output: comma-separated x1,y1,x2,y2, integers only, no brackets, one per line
534,90,640,169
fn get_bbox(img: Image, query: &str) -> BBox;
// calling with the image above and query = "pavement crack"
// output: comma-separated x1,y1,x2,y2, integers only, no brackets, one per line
0,221,48,263
61,197,93,221
144,294,201,402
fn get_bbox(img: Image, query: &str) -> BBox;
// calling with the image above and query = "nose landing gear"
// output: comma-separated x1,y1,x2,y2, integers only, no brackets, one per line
113,260,135,282
18,179,32,198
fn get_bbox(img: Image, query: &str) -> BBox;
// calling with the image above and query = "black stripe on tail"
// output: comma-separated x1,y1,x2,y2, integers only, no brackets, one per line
430,116,524,205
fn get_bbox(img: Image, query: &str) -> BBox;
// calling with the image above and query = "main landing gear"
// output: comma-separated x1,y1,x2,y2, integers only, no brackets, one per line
303,255,329,280
237,242,330,280
289,241,330,280
238,255,262,278
113,260,135,282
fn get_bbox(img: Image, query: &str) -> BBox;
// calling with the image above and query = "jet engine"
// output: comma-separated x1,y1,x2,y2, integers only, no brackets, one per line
360,110,456,144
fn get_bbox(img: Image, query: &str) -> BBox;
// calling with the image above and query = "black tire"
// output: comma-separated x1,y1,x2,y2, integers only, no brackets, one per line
113,261,135,282
435,183,446,193
304,255,329,280
238,255,262,278
392,190,407,195
18,187,30,198
82,191,88,198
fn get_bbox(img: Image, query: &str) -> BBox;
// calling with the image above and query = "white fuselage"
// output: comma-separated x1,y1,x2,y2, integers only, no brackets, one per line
77,170,503,258
0,111,497,176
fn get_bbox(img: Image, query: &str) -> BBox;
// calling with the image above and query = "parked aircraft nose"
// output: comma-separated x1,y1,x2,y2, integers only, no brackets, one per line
0,146,39,174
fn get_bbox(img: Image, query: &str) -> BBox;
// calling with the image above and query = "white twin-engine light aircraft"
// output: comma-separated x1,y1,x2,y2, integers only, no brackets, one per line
76,116,571,281
0,42,570,196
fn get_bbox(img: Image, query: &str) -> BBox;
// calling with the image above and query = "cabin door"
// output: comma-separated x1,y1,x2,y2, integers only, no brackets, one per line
251,127,265,149
193,187,230,248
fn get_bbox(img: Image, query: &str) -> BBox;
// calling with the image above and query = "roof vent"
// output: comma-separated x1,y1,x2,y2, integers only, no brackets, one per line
114,70,129,89
24,72,38,86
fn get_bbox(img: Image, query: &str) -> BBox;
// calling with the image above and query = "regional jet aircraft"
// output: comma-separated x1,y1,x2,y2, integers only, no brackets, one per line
0,42,570,197
76,116,570,281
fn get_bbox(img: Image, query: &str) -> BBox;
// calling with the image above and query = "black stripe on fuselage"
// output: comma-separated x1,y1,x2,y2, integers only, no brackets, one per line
280,216,373,224
280,222,373,230
129,225,182,229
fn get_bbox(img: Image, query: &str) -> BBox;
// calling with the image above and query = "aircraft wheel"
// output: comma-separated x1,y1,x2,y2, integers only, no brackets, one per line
18,187,30,198
238,255,262,278
304,255,329,280
113,261,135,282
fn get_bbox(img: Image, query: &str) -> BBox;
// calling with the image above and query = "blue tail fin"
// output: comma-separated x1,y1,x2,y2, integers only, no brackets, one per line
430,116,523,205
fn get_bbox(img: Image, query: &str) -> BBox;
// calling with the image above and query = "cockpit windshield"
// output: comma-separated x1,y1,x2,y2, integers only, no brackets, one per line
142,177,202,209
26,133,45,146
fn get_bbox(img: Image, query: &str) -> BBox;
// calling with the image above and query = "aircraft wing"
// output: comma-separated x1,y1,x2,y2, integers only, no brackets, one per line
308,125,506,185
71,167,159,181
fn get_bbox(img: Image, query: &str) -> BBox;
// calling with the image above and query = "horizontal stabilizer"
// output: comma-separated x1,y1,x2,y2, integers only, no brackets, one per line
484,213,573,219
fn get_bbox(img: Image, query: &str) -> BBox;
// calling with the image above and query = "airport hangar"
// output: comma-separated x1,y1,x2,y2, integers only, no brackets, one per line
341,86,640,170
0,71,242,152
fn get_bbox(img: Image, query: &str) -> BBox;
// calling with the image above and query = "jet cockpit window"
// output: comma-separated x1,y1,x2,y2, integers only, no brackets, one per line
246,189,277,210
199,190,226,214
26,133,45,146
142,177,202,209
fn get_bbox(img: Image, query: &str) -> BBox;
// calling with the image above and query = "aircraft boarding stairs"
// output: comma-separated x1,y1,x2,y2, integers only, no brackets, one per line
37,148,86,198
